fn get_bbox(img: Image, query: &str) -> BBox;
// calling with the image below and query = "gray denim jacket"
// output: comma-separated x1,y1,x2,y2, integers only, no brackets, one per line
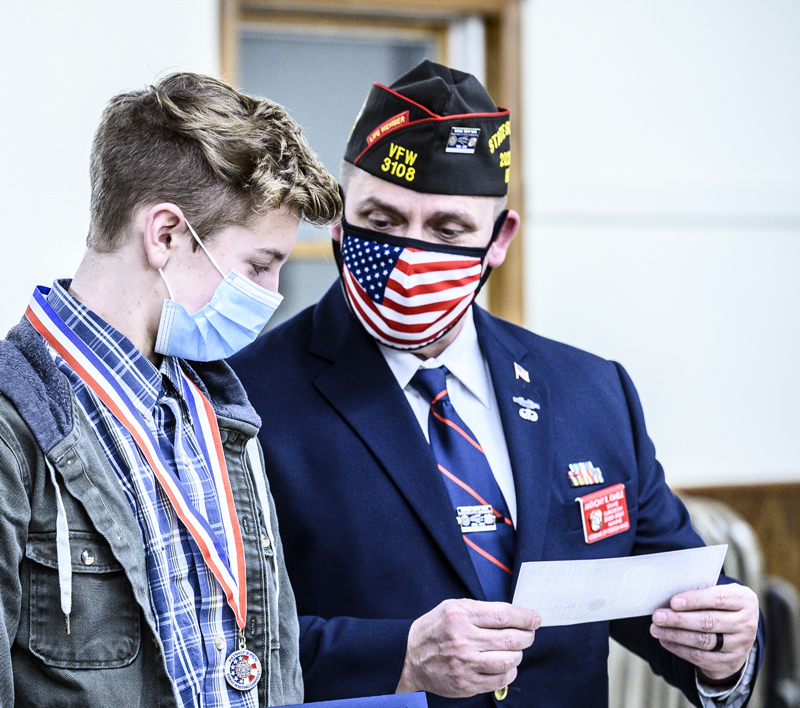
0,319,302,707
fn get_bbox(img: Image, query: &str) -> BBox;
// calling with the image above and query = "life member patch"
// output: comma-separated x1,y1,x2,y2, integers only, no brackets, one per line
576,483,630,544
446,127,481,154
366,111,409,146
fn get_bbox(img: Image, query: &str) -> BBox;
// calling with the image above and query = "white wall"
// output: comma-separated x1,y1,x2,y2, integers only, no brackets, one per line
522,0,800,487
0,0,219,334
2,1,797,490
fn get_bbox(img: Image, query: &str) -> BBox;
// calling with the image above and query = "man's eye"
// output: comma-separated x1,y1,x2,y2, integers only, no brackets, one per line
368,216,395,230
251,263,271,275
439,226,464,240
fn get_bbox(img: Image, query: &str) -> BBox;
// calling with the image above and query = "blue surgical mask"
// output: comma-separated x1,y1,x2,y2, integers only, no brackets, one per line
154,220,283,361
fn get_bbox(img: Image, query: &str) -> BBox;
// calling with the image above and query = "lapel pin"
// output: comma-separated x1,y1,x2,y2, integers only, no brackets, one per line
512,396,540,422
568,461,604,487
513,362,530,382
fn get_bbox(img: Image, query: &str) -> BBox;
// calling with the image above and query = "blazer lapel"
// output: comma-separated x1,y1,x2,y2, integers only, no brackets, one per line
309,287,486,600
475,309,555,576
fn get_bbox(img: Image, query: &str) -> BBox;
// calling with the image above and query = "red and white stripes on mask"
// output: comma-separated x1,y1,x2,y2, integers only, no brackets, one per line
335,214,505,350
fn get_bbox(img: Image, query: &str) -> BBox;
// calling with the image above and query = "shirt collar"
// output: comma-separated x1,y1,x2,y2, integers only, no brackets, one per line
47,279,177,413
378,308,493,409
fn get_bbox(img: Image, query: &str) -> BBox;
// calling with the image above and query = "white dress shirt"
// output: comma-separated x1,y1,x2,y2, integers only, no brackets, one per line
378,307,518,526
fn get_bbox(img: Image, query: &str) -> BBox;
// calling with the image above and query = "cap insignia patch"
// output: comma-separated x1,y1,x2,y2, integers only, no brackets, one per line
445,127,481,154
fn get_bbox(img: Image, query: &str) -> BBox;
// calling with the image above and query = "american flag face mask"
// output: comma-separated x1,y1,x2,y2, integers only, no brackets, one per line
335,213,507,350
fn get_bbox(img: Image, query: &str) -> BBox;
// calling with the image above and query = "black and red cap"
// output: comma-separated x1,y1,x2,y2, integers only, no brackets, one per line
344,60,511,197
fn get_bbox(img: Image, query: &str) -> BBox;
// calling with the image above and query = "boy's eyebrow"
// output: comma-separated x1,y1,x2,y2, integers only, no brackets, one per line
252,247,289,261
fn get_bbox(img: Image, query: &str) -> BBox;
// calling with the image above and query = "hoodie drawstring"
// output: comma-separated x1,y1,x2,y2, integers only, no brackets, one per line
47,458,72,634
46,441,273,637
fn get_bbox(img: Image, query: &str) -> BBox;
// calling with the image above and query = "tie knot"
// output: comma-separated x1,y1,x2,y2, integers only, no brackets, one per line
410,366,449,404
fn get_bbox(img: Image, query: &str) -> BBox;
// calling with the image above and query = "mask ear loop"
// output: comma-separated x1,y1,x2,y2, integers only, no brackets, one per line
474,209,509,296
158,269,175,301
157,219,225,302
332,185,347,275
184,220,226,279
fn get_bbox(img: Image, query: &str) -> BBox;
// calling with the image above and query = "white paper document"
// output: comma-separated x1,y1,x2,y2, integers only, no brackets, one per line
512,545,727,626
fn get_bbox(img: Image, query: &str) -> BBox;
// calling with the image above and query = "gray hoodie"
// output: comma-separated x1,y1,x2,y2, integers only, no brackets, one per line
0,318,302,707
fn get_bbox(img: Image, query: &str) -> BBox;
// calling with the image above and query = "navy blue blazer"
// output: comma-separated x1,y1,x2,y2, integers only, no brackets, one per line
230,283,760,708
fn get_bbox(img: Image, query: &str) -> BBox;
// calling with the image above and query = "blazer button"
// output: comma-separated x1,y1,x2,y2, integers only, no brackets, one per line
494,687,508,701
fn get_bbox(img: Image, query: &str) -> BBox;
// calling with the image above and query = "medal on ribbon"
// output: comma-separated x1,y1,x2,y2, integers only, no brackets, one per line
26,286,261,691
224,635,263,691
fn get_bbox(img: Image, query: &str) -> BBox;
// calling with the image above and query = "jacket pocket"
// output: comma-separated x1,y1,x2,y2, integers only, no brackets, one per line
26,531,141,668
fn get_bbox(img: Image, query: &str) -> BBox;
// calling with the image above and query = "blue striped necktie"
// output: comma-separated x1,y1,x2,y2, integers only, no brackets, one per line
410,366,515,602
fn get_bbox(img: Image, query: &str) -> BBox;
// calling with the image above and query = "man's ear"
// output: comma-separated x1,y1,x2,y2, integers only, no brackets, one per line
485,209,520,269
330,220,343,243
140,203,186,270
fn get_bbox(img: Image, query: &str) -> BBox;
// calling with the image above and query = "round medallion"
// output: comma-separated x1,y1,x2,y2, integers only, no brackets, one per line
224,648,262,691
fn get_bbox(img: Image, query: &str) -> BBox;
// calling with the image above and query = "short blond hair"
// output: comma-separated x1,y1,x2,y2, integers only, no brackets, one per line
88,72,341,251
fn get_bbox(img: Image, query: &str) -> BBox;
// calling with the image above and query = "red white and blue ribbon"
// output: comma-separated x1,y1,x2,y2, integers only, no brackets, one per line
26,286,248,629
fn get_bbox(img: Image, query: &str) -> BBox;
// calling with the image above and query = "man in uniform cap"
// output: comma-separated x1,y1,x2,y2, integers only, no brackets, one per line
230,61,762,708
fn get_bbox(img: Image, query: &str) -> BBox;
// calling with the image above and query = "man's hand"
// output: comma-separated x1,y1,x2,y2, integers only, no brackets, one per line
650,584,759,684
395,599,540,698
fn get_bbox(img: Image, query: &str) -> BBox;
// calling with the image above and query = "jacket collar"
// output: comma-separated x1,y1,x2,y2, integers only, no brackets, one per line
473,307,555,573
309,286,556,595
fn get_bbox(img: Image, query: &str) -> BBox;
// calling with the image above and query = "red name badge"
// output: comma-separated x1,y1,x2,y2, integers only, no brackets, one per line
576,483,630,544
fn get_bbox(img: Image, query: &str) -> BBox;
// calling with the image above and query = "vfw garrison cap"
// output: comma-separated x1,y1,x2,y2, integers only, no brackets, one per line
344,60,511,197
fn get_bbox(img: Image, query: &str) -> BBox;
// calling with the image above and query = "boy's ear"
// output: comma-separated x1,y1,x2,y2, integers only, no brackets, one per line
140,203,186,270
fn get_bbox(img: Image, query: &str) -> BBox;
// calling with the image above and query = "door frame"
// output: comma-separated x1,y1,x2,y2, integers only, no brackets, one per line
220,0,525,325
